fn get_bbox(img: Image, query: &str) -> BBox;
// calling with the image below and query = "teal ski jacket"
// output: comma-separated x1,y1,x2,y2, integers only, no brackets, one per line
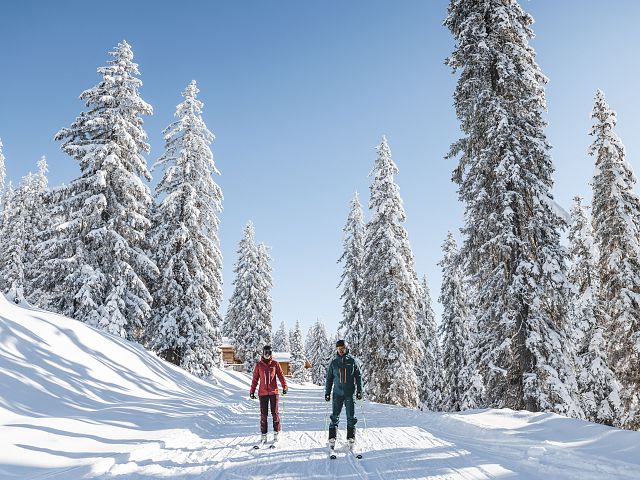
325,352,363,398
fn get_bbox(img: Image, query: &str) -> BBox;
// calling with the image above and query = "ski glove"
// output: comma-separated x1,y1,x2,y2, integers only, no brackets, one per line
282,389,288,395
356,392,363,400
325,394,331,402
250,393,256,400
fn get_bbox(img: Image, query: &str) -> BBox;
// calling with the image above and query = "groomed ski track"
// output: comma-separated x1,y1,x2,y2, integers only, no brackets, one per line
2,296,640,479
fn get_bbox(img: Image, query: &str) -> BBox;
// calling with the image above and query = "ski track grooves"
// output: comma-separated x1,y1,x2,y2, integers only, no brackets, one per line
38,382,640,479
9,371,640,479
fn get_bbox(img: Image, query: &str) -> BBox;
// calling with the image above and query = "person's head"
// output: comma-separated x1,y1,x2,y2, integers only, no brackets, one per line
262,345,272,359
336,339,346,356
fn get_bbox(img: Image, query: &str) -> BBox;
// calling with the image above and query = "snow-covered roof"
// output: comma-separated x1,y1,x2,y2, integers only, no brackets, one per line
272,352,291,362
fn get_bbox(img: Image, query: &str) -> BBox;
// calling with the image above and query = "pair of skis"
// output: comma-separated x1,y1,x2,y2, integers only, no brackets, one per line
253,437,278,450
329,440,362,459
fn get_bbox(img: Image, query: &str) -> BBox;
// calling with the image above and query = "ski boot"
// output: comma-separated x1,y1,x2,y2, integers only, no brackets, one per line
347,426,356,447
253,433,267,449
328,426,337,449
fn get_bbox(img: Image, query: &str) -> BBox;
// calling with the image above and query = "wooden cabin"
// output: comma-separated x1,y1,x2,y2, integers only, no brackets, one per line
220,338,243,371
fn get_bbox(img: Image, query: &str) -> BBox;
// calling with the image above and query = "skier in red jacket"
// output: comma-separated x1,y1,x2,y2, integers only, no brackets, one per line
250,345,288,445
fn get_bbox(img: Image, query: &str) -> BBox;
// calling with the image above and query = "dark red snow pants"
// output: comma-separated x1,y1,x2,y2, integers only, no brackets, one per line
259,394,281,434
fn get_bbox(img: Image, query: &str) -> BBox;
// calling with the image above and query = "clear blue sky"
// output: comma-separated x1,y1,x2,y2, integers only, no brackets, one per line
1,1,640,336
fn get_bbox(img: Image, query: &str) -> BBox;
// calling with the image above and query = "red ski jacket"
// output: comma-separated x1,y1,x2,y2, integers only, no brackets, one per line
250,358,288,397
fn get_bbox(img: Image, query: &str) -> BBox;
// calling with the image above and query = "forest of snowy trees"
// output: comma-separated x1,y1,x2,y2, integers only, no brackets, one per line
1,0,640,432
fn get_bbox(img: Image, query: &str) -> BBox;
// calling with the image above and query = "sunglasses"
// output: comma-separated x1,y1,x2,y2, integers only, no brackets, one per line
263,350,272,355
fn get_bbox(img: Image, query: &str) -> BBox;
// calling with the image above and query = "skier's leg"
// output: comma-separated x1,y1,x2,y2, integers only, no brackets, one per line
345,395,357,441
345,395,357,428
271,394,281,432
329,394,344,428
329,394,344,442
259,395,269,434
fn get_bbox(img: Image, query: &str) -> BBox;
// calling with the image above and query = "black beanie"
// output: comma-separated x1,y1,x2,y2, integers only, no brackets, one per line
335,339,346,348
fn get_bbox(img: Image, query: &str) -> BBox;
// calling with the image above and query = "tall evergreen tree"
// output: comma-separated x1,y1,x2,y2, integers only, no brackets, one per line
416,275,444,411
28,184,71,312
225,223,272,373
0,159,50,301
438,232,472,412
53,40,156,340
290,320,307,383
224,223,257,357
361,136,421,408
445,0,582,416
24,158,51,295
568,197,600,349
589,90,640,429
0,177,11,293
253,242,274,352
568,196,621,425
288,330,295,355
338,192,366,357
273,321,291,352
0,182,24,298
145,80,224,375
305,320,331,385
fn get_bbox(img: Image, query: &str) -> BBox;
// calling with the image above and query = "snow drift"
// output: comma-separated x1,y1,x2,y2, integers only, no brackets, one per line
2,295,640,479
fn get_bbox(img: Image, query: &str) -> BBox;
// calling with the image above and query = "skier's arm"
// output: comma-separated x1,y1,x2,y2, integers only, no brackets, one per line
250,364,260,396
324,361,334,397
354,360,363,394
276,362,287,392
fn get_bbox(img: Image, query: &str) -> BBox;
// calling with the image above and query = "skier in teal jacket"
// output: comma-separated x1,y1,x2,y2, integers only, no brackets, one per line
324,339,363,446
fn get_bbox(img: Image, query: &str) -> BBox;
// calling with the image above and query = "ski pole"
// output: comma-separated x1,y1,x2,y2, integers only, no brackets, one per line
324,394,330,432
360,399,368,440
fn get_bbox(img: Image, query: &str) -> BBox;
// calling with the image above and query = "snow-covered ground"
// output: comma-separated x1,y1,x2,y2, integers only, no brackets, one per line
1,296,640,479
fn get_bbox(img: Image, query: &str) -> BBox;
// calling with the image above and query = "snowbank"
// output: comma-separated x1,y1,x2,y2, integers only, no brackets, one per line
2,296,640,479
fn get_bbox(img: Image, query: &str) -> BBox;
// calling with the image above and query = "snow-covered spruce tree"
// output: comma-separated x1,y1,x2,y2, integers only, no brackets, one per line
361,136,421,408
0,159,50,301
438,232,472,412
0,182,23,297
290,320,307,382
589,90,640,429
225,224,273,373
416,275,444,411
568,197,599,349
338,192,366,358
288,330,295,354
224,223,257,359
445,0,582,416
24,158,51,296
568,195,621,425
27,183,73,313
252,242,274,352
459,309,485,410
145,80,223,375
273,321,291,353
305,320,331,385
53,41,156,340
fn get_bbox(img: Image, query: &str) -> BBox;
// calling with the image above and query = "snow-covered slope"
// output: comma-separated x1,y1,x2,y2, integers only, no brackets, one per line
2,296,640,479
